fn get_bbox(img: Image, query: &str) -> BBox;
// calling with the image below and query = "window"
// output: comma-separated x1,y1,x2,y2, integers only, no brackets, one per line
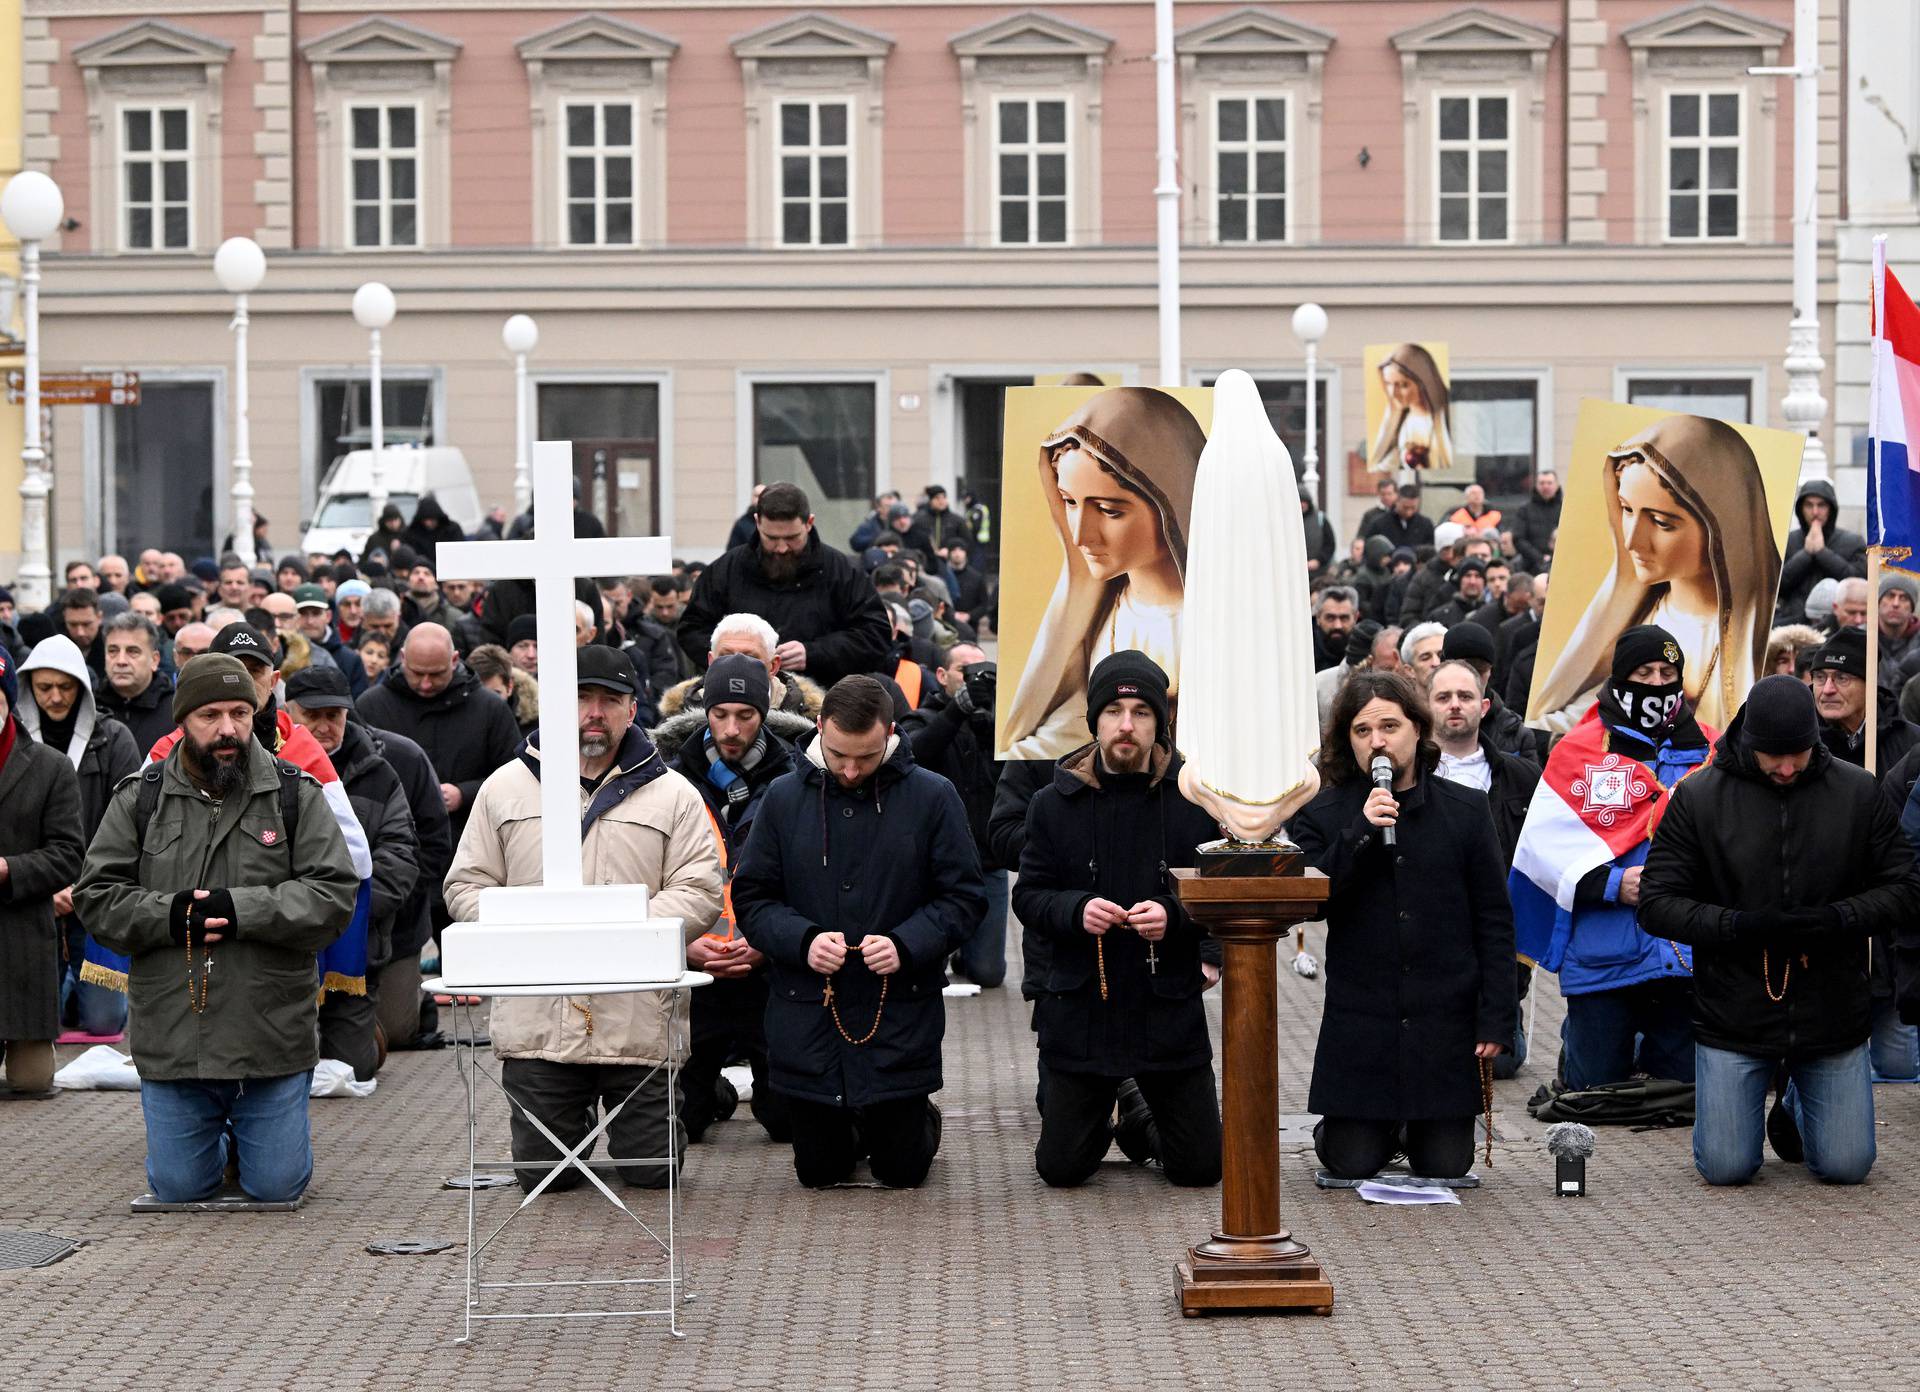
1666,91,1742,240
562,102,638,246
1436,95,1509,242
752,382,877,546
1626,376,1753,422
1214,97,1288,243
1451,380,1539,511
778,100,851,248
107,381,216,559
539,383,663,535
995,98,1069,245
1199,374,1328,507
348,104,419,249
122,107,192,250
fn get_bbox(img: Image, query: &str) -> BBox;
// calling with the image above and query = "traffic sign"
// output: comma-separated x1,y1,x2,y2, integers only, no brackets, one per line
5,370,141,406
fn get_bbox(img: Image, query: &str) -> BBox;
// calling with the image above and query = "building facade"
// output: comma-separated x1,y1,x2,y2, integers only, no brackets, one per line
10,0,1853,567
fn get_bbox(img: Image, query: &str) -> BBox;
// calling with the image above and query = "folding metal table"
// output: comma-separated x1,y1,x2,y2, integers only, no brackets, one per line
423,972,712,1341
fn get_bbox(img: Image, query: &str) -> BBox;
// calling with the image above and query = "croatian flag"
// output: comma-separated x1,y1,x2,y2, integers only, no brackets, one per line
1506,709,1706,973
1867,238,1920,554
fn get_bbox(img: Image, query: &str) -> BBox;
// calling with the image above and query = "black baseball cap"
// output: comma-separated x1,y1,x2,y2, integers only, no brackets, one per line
210,622,275,670
576,645,638,696
285,666,353,710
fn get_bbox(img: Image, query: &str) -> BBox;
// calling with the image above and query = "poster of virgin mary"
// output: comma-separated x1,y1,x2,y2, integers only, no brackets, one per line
1364,342,1454,476
995,385,1212,760
1527,400,1804,733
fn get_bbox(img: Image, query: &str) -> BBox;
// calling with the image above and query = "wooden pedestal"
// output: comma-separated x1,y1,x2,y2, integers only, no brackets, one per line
1172,867,1335,1317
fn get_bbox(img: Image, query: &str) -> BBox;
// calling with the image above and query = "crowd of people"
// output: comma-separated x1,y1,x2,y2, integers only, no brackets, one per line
2,461,1919,1205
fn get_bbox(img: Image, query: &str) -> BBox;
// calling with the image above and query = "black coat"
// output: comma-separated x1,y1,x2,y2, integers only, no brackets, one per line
678,533,891,687
1640,710,1920,1059
1441,735,1541,867
1820,708,1920,774
1012,745,1220,1077
1398,557,1453,626
1362,510,1435,552
625,614,691,701
1774,479,1868,625
0,723,87,1041
732,734,985,1107
354,722,452,960
330,720,420,968
989,756,1056,1000
900,690,1003,867
354,663,521,844
98,672,176,758
1509,491,1562,571
1289,771,1516,1120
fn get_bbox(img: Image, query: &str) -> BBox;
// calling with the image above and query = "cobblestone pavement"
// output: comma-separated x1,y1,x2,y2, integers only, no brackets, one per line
5,921,1920,1392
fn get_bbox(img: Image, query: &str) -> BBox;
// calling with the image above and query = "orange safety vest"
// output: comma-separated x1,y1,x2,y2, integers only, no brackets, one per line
894,657,923,710
699,801,736,943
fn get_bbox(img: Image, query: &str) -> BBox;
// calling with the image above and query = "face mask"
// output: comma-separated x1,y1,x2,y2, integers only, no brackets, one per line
1609,678,1684,735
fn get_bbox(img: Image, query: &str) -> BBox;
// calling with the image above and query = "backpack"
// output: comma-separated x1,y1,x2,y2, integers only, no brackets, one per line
131,758,305,862
1526,1076,1695,1128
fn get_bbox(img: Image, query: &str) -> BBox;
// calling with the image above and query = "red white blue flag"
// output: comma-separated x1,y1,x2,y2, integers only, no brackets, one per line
1867,238,1920,555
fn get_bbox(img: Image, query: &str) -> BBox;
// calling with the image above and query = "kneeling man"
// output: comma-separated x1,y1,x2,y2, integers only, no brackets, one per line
75,655,358,1202
445,648,722,1192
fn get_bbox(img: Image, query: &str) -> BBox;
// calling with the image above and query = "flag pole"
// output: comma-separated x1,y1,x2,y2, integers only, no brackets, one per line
1868,548,1881,775
1867,235,1888,776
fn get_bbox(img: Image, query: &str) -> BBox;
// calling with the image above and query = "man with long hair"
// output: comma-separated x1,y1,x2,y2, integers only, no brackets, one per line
1289,670,1515,1180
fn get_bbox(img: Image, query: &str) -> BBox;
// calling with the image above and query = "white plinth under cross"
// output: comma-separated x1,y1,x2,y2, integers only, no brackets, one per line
436,440,671,889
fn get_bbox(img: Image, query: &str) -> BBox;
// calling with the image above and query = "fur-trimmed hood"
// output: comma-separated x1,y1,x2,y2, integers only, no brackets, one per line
651,704,815,761
658,670,823,720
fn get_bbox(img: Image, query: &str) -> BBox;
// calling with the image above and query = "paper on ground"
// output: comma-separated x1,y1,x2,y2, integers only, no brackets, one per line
1355,1181,1462,1205
53,1044,141,1091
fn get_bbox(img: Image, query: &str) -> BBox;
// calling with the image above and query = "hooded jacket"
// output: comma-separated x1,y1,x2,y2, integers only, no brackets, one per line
731,731,985,1107
354,661,523,840
353,720,450,962
443,724,723,1067
1509,482,1563,571
399,494,465,567
1300,489,1337,572
18,635,141,838
327,719,420,968
676,533,892,688
1012,742,1220,1077
0,713,86,1042
1774,479,1868,626
1351,536,1397,622
1640,707,1920,1059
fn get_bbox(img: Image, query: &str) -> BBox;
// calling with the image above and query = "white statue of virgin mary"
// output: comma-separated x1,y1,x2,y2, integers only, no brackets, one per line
1175,370,1322,844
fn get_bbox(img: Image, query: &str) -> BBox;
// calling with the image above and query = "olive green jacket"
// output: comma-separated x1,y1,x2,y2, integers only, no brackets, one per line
74,738,358,1081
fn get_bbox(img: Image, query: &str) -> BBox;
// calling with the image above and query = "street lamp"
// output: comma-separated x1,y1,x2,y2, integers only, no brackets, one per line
1292,302,1329,495
502,313,539,517
352,282,397,535
214,237,266,566
2,170,65,609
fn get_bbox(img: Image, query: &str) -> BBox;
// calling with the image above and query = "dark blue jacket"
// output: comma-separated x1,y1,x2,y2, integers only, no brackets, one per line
732,732,984,1107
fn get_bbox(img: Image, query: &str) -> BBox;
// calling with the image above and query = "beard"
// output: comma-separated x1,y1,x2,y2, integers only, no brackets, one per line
760,549,802,583
186,732,250,798
580,730,612,759
1101,735,1150,773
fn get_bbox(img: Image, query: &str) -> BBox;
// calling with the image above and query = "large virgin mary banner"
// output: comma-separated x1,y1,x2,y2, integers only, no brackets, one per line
994,384,1214,760
1525,399,1805,733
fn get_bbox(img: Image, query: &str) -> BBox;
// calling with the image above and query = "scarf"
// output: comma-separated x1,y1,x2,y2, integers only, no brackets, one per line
704,728,769,815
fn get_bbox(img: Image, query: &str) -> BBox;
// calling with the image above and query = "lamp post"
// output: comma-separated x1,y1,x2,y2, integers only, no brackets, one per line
1152,0,1181,386
2,171,65,610
352,282,397,533
1292,303,1329,495
1752,0,1828,482
214,237,266,566
502,314,539,517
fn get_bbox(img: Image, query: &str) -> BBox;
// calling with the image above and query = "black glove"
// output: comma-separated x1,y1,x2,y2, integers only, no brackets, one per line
199,889,238,937
169,891,194,946
1733,906,1837,941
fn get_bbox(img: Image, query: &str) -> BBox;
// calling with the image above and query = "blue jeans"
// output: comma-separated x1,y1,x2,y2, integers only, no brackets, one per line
1869,1000,1920,1082
1693,1042,1876,1186
60,924,127,1036
952,866,1008,988
139,1072,315,1203
1562,980,1696,1089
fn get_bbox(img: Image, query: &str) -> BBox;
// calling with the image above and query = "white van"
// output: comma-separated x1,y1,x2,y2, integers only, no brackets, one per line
302,446,483,557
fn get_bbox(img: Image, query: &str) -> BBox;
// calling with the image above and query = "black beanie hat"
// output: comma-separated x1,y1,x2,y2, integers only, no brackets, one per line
1740,674,1821,755
1345,619,1383,666
1086,650,1171,743
1610,624,1684,684
1442,621,1496,666
1809,626,1869,680
507,614,539,647
705,653,772,720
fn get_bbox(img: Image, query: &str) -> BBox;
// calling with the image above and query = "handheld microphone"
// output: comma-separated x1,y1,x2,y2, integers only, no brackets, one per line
1369,753,1397,847
1544,1121,1596,1198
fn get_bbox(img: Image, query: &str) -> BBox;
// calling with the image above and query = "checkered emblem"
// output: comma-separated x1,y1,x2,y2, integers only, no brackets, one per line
260,829,279,846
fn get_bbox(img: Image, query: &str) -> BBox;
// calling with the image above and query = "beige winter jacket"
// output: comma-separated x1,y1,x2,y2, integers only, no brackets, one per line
443,740,723,1066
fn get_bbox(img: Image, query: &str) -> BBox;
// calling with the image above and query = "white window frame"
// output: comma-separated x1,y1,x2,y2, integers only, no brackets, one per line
1613,365,1767,425
1447,366,1554,505
1209,92,1290,244
991,94,1074,248
733,369,892,523
344,100,424,250
1661,87,1746,244
775,97,854,249
559,99,641,248
116,103,195,253
1433,90,1514,245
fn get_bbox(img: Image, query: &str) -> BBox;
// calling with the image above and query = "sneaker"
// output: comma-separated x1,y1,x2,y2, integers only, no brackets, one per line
1112,1078,1159,1166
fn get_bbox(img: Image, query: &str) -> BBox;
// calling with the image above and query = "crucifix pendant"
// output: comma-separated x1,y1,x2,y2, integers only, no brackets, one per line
1146,941,1159,975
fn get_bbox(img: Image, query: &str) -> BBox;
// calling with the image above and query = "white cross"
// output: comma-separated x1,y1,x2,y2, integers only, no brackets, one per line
435,440,671,890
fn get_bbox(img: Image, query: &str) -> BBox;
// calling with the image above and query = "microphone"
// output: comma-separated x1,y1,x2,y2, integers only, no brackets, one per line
1544,1122,1596,1198
1369,753,1397,846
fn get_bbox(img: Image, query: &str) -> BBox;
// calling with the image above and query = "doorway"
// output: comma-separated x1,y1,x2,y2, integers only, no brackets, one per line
538,382,661,537
105,380,217,559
